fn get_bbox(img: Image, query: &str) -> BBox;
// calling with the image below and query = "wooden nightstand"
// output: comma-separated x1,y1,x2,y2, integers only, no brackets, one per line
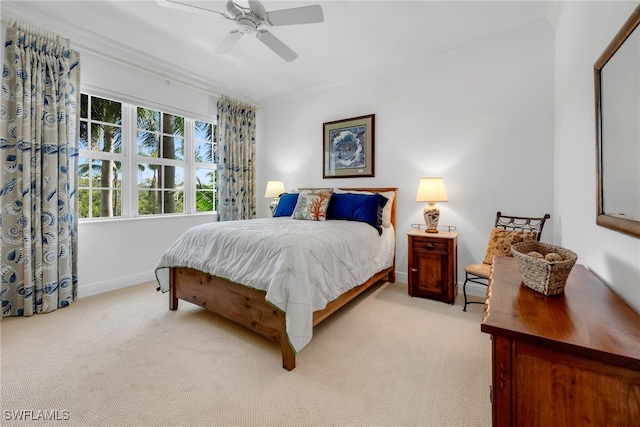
407,230,458,304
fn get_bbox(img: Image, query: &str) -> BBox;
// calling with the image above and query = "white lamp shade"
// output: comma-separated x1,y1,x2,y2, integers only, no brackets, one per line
265,181,285,198
416,177,448,203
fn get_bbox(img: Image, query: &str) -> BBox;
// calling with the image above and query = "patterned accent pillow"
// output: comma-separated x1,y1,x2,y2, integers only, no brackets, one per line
483,228,538,264
292,189,333,221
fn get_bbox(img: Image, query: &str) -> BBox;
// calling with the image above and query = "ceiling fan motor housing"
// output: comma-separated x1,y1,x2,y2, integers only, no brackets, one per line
231,1,266,34
237,17,259,33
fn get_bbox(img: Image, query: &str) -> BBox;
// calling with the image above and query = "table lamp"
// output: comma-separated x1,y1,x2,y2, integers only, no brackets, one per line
265,180,285,216
416,177,448,233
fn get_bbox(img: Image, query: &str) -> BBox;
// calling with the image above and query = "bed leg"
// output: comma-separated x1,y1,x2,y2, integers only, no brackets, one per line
169,269,178,311
281,340,296,371
169,291,178,311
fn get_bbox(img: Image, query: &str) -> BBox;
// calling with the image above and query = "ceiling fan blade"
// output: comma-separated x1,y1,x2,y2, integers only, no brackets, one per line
266,5,324,26
256,29,298,62
156,0,226,19
246,1,267,18
214,30,243,55
226,0,243,18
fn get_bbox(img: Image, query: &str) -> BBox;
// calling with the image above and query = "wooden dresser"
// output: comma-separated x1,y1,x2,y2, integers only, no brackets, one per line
481,256,640,427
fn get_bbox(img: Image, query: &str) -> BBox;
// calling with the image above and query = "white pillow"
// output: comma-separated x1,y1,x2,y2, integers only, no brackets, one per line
334,189,394,228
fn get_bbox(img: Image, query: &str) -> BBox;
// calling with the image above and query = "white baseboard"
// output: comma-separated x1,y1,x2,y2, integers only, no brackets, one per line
78,270,489,300
461,281,488,298
78,271,156,298
395,271,409,284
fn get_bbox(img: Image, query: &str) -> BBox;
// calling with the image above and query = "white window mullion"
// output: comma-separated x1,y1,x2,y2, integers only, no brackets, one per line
184,118,195,214
123,104,137,218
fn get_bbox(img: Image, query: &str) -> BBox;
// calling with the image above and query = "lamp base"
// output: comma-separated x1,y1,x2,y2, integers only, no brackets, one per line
423,203,440,233
269,199,278,216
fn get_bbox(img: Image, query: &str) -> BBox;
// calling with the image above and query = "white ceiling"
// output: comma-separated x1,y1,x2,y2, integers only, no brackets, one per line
2,1,560,104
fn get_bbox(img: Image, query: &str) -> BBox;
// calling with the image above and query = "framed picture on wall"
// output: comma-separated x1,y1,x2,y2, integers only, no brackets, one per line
323,114,375,178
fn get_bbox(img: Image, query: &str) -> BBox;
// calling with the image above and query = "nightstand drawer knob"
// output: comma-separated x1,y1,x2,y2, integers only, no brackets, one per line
411,268,418,272
427,243,436,248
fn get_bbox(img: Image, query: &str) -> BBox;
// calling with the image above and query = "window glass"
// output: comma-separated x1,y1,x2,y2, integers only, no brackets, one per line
137,108,184,161
79,94,123,218
194,120,217,213
138,165,185,215
195,120,214,163
79,94,215,219
80,95,122,152
196,168,216,212
78,158,122,218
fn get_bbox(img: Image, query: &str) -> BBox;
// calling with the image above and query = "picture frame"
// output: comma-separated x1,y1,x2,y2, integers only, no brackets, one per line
323,114,375,178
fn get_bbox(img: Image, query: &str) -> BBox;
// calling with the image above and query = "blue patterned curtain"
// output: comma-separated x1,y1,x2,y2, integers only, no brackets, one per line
0,22,80,316
216,96,256,221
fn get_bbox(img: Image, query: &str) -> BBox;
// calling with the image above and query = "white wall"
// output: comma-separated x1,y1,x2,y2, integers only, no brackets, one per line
78,215,213,297
257,20,556,288
76,51,220,297
555,1,640,312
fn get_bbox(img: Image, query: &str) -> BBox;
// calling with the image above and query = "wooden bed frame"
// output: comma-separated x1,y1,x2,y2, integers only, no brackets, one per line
168,187,397,370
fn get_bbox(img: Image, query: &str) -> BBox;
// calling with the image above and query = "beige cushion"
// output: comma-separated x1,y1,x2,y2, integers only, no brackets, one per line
483,228,537,264
291,189,333,221
464,263,492,279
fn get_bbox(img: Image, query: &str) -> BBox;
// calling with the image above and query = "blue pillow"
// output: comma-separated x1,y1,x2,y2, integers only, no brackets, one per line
326,193,388,234
273,193,299,217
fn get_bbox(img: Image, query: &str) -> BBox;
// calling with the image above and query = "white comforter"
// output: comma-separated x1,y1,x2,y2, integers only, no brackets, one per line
155,217,395,353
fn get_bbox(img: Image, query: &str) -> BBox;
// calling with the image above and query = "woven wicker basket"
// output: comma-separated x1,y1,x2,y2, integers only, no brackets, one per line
511,242,578,296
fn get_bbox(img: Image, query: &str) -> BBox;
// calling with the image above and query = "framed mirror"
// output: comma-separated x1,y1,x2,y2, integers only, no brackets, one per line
594,5,640,239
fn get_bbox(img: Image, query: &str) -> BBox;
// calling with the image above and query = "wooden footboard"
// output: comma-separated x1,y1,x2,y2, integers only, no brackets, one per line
169,264,394,370
168,187,397,370
169,267,296,370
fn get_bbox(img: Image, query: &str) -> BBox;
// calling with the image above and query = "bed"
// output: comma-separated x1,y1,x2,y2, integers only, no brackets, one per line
155,187,397,370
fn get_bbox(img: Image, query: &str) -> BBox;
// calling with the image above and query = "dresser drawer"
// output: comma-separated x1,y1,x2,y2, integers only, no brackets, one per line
411,238,448,252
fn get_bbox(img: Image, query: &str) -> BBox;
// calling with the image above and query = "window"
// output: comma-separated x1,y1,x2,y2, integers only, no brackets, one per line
79,96,123,218
78,94,216,219
194,121,217,212
136,107,185,215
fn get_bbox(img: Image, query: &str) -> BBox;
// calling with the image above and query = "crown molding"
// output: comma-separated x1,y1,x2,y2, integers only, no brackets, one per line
257,17,554,106
547,1,565,28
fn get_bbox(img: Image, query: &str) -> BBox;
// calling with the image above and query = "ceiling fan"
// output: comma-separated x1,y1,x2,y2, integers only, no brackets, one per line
157,0,324,62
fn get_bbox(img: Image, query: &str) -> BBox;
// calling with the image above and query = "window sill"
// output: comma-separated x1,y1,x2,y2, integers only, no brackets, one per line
79,212,217,224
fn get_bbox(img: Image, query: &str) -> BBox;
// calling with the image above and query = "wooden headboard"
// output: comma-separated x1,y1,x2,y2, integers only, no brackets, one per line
298,187,398,229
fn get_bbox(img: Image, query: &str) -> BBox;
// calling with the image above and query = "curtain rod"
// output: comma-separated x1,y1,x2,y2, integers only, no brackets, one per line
7,19,70,48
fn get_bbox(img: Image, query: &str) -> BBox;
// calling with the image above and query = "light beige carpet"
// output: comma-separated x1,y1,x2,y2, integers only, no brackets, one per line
1,281,491,427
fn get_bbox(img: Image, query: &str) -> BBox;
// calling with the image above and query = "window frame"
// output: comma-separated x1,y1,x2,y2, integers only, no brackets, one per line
78,92,217,221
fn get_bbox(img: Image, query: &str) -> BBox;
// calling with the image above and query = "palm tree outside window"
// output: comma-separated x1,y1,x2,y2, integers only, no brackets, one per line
79,95,123,218
78,93,217,219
